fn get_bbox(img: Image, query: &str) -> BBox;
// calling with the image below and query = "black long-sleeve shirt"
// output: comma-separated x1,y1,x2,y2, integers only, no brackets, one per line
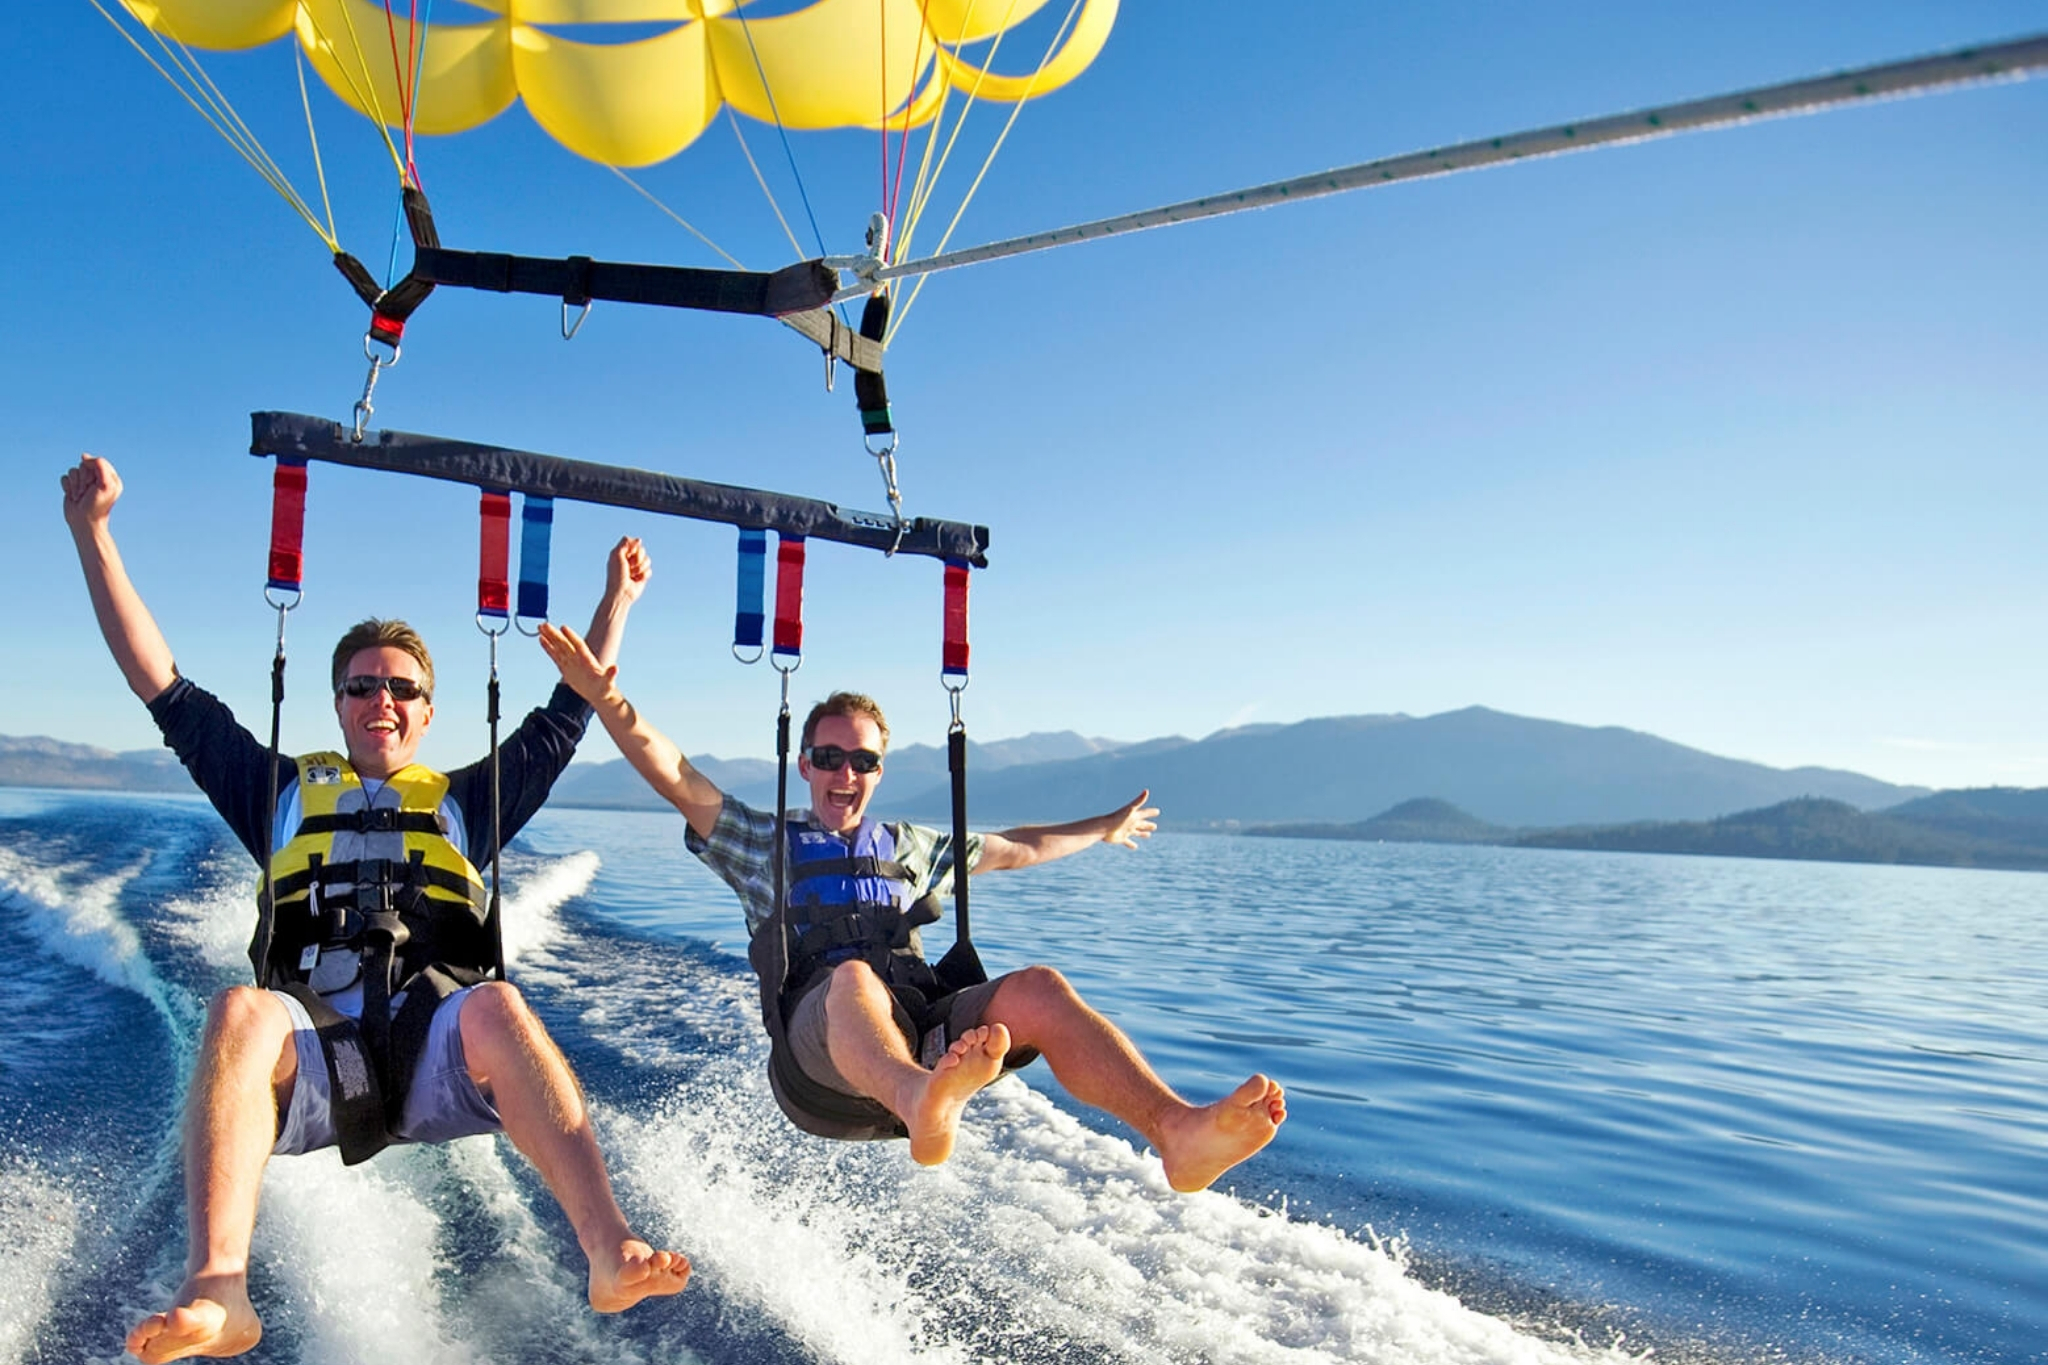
146,676,593,866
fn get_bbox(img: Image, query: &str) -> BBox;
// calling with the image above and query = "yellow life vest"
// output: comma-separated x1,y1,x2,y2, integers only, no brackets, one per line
255,752,491,990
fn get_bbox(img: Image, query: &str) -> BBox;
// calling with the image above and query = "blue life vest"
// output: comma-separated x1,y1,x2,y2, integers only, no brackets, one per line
781,819,941,994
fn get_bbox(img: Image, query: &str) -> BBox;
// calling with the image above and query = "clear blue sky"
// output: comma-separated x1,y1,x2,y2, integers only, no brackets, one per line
5,2,2044,790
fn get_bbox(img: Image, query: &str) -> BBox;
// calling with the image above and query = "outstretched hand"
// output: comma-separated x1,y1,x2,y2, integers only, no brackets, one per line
1105,789,1159,849
606,536,652,607
61,454,122,534
538,622,617,704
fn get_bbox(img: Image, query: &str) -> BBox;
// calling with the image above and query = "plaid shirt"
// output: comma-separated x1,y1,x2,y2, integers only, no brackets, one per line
686,793,984,937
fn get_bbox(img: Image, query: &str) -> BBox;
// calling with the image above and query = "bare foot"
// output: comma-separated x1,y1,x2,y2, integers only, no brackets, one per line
126,1273,262,1362
905,1023,1011,1167
1157,1074,1287,1193
588,1237,692,1313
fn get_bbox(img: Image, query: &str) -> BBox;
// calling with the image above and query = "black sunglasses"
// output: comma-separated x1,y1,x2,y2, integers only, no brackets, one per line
338,675,431,703
806,745,882,774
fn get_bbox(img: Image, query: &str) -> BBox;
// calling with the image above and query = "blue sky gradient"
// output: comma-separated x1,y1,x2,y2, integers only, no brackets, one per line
6,2,2045,789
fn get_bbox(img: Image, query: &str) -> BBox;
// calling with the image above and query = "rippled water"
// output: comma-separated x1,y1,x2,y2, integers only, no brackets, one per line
4,790,2043,1363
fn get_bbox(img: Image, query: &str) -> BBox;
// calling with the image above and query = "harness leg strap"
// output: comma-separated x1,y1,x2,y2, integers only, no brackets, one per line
278,984,390,1166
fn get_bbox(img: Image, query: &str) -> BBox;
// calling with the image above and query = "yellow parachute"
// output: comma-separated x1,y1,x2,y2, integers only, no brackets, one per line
123,0,1118,168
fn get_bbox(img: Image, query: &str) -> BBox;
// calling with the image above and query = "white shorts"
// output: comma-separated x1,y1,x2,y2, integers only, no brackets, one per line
273,985,502,1156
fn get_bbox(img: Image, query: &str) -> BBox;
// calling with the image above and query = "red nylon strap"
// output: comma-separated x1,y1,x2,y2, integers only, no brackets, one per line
773,534,807,658
369,314,405,346
478,490,511,615
266,459,307,591
942,560,970,677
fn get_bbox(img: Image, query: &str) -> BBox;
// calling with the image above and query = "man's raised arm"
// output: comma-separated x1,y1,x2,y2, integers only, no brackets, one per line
537,622,725,839
973,789,1160,873
62,455,177,703
578,536,651,669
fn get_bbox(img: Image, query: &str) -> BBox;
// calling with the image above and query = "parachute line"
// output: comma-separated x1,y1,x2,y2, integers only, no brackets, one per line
896,0,1022,264
307,0,411,183
607,165,747,271
731,4,833,263
893,0,1082,341
722,107,807,265
293,41,339,248
88,0,337,251
883,0,930,230
843,30,2048,306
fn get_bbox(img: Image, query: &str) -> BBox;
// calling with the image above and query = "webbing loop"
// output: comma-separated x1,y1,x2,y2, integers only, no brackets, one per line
733,528,767,664
771,532,806,675
265,457,308,608
513,495,553,636
476,490,512,637
941,557,970,692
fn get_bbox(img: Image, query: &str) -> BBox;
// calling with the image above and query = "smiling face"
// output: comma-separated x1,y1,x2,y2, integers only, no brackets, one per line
799,711,885,835
333,645,435,779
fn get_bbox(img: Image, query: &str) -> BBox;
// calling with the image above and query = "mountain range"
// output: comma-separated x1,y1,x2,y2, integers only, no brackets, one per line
2,707,1928,830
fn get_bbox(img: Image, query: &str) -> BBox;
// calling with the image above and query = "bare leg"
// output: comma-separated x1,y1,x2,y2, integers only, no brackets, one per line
457,983,690,1312
819,962,1010,1166
126,986,295,1363
985,966,1287,1192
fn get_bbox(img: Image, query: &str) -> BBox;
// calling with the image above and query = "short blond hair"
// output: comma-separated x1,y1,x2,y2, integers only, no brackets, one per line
802,691,889,752
331,619,435,699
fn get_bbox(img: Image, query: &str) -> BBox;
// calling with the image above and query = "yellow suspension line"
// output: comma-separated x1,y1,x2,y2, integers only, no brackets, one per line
305,0,410,183
294,41,340,249
896,0,1017,262
605,165,746,270
891,0,1083,343
87,0,338,250
723,105,807,264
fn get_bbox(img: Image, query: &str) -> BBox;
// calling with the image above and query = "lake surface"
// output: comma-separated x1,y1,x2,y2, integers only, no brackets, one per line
2,789,2041,1363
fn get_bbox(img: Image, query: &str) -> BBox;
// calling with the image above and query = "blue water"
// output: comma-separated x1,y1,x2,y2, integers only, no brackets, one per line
2,789,2042,1364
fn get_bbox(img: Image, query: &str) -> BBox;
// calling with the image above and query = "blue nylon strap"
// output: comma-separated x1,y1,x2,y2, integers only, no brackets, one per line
516,495,553,621
735,528,767,650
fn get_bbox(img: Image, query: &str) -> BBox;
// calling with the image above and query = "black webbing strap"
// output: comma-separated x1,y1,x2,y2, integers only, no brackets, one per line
933,726,986,995
854,294,894,438
293,809,445,837
485,669,506,981
771,703,792,1009
412,247,837,320
278,983,389,1166
254,647,288,985
332,185,442,348
779,307,886,375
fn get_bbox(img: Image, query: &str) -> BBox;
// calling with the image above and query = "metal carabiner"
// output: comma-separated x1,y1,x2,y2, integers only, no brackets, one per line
867,430,907,556
351,333,401,442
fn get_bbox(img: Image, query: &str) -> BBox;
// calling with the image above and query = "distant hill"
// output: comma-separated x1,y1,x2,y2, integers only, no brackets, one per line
1879,788,2048,848
1516,796,2048,872
1247,791,2048,873
889,707,1925,827
1250,798,1509,845
0,735,189,792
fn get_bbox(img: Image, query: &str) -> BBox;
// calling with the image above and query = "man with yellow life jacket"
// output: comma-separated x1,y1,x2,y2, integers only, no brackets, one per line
539,623,1289,1191
61,454,690,1365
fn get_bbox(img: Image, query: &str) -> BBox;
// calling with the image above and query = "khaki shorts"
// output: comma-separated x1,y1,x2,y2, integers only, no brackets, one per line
273,985,502,1155
784,971,1040,1099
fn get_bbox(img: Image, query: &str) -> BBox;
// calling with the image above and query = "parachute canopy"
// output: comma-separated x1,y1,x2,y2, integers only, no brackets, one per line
125,0,1119,167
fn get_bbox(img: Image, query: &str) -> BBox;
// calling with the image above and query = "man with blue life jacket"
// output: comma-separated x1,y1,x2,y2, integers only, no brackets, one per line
540,623,1287,1188
62,454,690,1364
